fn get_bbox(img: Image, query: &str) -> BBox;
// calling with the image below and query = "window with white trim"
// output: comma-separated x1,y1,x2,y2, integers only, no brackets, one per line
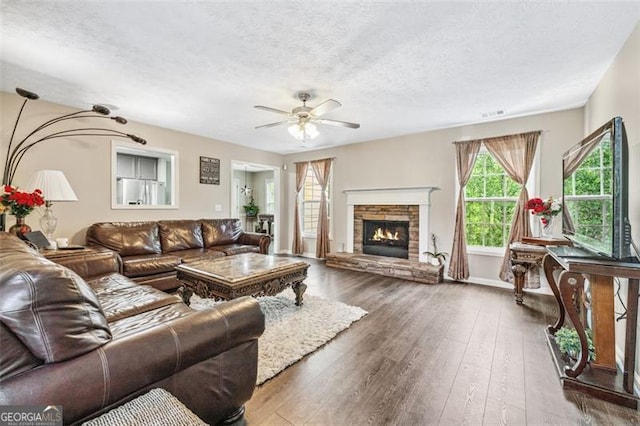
465,150,522,248
265,178,275,214
301,167,331,237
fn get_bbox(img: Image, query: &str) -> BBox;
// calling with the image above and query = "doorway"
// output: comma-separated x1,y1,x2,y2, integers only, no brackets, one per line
231,160,280,254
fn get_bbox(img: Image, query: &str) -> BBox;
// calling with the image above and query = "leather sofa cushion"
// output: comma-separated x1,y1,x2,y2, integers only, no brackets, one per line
0,234,111,364
109,303,193,339
52,246,121,280
178,248,226,262
200,219,242,247
87,273,140,296
94,283,181,323
159,220,204,252
122,254,182,278
210,244,260,256
130,273,181,292
87,222,161,256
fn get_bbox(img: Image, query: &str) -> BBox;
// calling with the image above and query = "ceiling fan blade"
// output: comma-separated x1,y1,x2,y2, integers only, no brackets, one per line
254,105,292,116
309,99,341,117
316,118,360,129
255,120,292,129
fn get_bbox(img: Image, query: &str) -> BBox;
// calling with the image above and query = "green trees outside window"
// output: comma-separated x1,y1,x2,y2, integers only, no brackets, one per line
301,167,331,236
465,151,521,248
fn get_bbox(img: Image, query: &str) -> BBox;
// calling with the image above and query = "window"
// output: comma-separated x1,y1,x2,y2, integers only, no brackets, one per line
301,167,331,236
265,179,275,214
465,150,521,248
231,178,240,217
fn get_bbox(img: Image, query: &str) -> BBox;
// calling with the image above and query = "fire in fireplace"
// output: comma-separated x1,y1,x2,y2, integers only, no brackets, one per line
362,220,409,259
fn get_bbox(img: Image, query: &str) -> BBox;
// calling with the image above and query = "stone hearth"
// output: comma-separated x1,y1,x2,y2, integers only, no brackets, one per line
325,253,444,284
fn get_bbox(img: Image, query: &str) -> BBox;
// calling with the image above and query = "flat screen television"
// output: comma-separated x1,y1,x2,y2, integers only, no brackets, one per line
561,116,636,262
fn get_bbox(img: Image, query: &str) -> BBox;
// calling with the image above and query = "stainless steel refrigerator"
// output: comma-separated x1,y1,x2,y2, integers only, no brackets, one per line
117,178,166,205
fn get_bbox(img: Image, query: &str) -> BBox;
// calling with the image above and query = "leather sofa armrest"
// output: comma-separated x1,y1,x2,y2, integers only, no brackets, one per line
50,247,122,279
238,232,271,254
0,297,265,424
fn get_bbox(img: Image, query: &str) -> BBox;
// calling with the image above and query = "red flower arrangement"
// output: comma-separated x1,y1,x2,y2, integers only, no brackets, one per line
1,185,45,217
525,196,562,225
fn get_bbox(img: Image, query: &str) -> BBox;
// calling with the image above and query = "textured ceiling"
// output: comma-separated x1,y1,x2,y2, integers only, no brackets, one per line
1,2,639,154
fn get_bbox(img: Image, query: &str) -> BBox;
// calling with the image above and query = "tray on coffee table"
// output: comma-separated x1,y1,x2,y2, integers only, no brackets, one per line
176,253,310,306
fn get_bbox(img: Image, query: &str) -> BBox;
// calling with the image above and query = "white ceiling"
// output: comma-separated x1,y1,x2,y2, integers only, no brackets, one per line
1,2,638,154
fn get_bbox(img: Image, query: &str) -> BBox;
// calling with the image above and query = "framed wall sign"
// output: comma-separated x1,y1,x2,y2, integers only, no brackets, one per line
200,156,220,185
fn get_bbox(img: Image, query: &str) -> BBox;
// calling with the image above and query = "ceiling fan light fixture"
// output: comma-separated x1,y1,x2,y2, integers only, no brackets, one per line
288,122,319,141
256,91,358,142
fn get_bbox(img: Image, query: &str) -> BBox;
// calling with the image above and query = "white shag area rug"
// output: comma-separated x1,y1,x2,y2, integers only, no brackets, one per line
189,292,367,385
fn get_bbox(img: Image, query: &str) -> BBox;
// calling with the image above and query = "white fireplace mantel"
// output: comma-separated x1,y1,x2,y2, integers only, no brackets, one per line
344,186,439,262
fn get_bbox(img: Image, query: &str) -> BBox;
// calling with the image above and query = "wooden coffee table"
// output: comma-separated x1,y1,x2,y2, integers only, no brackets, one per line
176,253,310,306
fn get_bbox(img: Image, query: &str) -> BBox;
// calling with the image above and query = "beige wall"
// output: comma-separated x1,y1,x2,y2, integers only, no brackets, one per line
585,23,640,244
283,108,584,284
1,93,284,244
583,23,640,391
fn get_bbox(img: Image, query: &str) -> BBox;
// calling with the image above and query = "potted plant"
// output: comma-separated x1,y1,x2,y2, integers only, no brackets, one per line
423,233,448,266
242,196,259,218
554,326,595,362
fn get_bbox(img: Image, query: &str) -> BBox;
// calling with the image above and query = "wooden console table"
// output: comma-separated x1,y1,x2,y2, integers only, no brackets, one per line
543,251,640,408
509,237,571,304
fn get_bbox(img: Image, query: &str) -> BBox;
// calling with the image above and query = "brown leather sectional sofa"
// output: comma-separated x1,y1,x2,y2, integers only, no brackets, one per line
0,233,265,425
86,218,271,292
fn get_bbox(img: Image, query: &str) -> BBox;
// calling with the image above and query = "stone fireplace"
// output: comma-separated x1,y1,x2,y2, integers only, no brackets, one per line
344,187,438,263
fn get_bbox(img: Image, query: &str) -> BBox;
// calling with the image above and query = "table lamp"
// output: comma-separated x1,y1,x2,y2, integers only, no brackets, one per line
26,170,78,247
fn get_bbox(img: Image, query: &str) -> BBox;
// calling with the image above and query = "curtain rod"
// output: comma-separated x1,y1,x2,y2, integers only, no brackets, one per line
452,130,541,145
293,157,336,165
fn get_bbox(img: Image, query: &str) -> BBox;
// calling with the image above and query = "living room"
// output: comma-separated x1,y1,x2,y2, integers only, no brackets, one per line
1,2,640,425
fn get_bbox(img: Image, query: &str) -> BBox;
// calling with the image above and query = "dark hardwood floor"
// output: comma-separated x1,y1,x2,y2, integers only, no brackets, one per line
244,259,640,425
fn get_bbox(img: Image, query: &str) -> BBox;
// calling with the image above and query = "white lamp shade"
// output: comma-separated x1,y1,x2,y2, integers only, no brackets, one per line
26,170,78,202
288,122,319,140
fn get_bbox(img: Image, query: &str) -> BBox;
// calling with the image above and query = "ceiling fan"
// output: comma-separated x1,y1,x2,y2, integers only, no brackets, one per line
254,92,360,142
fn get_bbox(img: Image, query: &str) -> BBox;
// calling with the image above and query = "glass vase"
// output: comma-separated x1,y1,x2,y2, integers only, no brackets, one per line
540,215,554,239
8,216,32,240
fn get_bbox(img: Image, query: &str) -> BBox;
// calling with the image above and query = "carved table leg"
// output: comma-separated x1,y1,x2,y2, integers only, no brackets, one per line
511,262,527,305
292,282,307,306
543,254,565,334
558,270,588,378
177,285,193,306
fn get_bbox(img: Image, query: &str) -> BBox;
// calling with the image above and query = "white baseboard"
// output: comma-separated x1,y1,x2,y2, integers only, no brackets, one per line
274,249,317,259
463,276,512,289
460,275,553,296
